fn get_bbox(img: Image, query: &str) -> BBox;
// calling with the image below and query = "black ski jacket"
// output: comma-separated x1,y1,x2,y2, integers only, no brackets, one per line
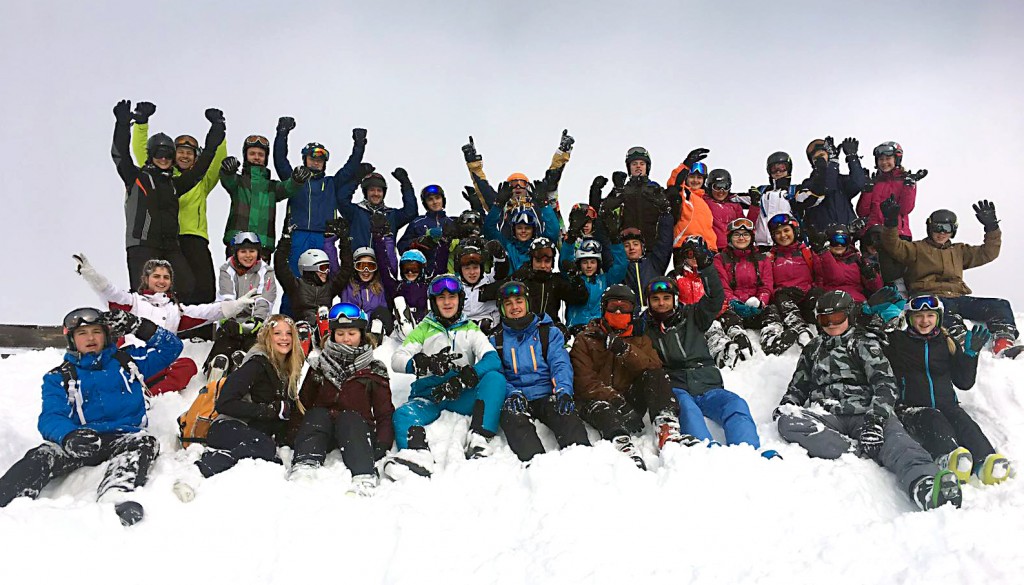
274,236,354,324
884,329,979,409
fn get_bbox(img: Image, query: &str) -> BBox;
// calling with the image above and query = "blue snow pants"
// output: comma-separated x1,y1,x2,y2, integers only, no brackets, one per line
393,370,507,449
672,388,760,448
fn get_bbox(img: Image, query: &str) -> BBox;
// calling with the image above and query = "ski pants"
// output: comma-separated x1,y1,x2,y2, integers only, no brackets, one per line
941,295,1018,341
577,369,679,440
777,409,937,495
393,370,506,450
719,308,771,331
370,306,396,337
145,357,198,395
204,323,258,373
500,396,591,462
178,235,217,340
197,419,280,478
281,230,326,317
292,407,375,476
772,286,821,325
0,431,158,507
899,405,996,464
673,388,760,448
127,244,195,302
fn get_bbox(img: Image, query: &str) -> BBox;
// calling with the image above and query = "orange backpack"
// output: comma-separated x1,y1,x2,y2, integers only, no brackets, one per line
177,378,226,447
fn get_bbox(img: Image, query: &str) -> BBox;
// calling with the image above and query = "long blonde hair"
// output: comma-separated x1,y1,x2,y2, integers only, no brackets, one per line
254,314,306,414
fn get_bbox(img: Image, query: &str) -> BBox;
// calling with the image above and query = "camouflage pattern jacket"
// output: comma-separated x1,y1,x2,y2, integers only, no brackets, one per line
781,327,897,419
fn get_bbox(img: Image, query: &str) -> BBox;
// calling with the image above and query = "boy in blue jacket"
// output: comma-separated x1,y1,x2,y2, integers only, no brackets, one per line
0,308,182,525
492,281,591,462
561,236,628,334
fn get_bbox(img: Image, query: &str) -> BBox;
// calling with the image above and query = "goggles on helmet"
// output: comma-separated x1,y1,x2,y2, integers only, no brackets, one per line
816,312,849,327
626,146,650,157
829,233,851,247
873,143,898,158
151,146,175,160
908,295,941,312
231,231,261,248
422,184,443,196
63,307,105,332
305,147,329,159
573,203,598,220
688,162,708,176
428,275,462,296
458,211,482,224
459,253,483,267
244,135,270,149
710,180,730,191
354,260,377,273
315,262,330,273
175,135,200,153
620,227,644,242
728,218,755,232
647,280,676,294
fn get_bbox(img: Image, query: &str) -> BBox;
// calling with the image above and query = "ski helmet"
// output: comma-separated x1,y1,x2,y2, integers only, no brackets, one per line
905,294,944,330
926,209,958,238
139,258,174,292
766,151,793,176
675,234,708,266
242,134,270,159
601,284,637,331
328,302,368,332
768,213,801,239
399,249,427,267
814,289,854,322
861,225,883,254
298,249,330,274
360,172,388,196
353,247,376,262
146,133,175,161
707,168,732,192
528,237,556,260
455,243,484,267
420,184,446,207
646,276,679,302
230,232,262,259
301,142,330,163
625,146,652,173
510,208,542,235
620,227,644,246
806,139,828,162
575,237,603,265
427,274,465,325
62,307,113,352
873,141,903,168
727,217,755,240
457,210,483,230
506,172,530,186
825,224,852,248
601,284,637,310
496,279,531,319
571,202,598,221
174,134,200,156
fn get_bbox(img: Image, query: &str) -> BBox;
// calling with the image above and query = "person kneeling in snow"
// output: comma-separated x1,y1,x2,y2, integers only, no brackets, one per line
775,290,964,511
492,281,591,462
0,308,182,526
385,275,507,480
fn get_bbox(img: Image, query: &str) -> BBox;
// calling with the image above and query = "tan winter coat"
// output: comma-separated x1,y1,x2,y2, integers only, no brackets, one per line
881,226,1000,298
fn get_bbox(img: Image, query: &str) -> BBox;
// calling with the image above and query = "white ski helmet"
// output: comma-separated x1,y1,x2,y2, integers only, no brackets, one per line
575,237,603,263
298,249,330,273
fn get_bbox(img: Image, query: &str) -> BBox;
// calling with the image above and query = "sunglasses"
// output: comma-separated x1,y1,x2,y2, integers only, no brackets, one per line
816,312,848,327
605,299,634,314
429,275,462,296
354,260,377,272
909,295,941,311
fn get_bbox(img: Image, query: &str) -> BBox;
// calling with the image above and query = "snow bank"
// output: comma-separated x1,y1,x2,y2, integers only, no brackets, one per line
1,340,1022,585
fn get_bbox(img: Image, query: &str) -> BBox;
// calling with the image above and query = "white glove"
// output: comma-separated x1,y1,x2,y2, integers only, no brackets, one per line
73,253,110,291
744,297,761,308
221,289,258,318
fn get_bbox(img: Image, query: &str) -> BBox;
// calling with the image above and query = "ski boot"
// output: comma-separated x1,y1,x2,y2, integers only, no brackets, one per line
114,501,145,527
977,453,1012,485
936,447,973,484
912,469,962,511
287,460,320,482
760,322,797,356
706,321,733,368
230,350,246,371
383,426,434,481
726,325,754,364
465,430,494,460
613,435,646,470
994,338,1022,359
654,414,700,449
347,473,379,497
206,354,229,383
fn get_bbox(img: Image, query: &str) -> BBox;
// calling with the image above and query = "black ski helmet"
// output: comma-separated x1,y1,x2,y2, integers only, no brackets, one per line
766,151,793,176
625,146,652,174
63,307,113,351
707,168,732,192
601,284,637,311
420,184,446,208
825,224,852,248
767,213,801,239
360,172,388,196
427,274,466,326
806,139,828,163
496,280,533,329
815,290,854,318
146,133,175,161
301,142,330,162
242,135,270,164
873,141,903,168
645,276,679,301
528,237,557,260
926,209,958,238
861,225,883,254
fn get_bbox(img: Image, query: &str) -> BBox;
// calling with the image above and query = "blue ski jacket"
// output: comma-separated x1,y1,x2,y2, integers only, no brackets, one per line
274,133,365,233
491,314,574,401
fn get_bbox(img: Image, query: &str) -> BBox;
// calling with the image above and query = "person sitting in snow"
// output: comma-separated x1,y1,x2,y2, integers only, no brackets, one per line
454,240,507,333
492,281,591,462
0,308,182,526
375,213,450,336
885,295,1012,485
73,254,256,394
774,290,964,511
274,222,353,328
384,275,507,480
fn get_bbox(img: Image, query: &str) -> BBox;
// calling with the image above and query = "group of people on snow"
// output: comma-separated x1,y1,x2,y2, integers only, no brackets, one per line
0,100,1016,524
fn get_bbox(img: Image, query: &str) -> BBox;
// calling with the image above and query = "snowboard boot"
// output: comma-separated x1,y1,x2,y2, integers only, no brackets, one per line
383,426,434,481
613,435,646,470
993,337,1022,359
114,501,145,527
726,325,755,364
347,473,379,497
936,447,973,484
912,469,963,511
977,453,1012,485
760,322,798,356
654,413,700,449
230,350,246,371
207,354,229,383
286,460,320,482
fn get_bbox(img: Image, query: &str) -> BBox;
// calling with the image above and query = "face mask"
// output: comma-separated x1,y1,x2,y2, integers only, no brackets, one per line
603,311,632,331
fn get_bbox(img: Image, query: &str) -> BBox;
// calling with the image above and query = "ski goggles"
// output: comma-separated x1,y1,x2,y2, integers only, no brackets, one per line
626,146,650,158
315,262,330,273
244,135,270,149
499,281,527,299
728,218,755,232
605,299,635,314
710,180,730,192
151,146,175,160
578,239,603,255
429,275,462,296
458,253,483,267
873,143,899,158
530,248,555,260
647,280,676,295
422,184,444,196
400,262,422,275
508,179,529,189
63,307,105,332
908,295,941,312
829,233,851,247
620,227,644,242
230,231,261,248
573,203,598,219
929,222,955,234
354,260,377,273
815,312,849,327
688,162,708,176
305,147,329,159
458,211,482,224
329,302,367,321
175,135,200,154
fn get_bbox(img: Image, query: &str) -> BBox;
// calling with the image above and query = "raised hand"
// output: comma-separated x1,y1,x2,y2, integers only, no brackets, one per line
392,167,410,185
276,116,296,133
904,169,928,186
682,147,710,169
462,136,481,163
880,195,901,227
973,200,998,231
291,166,313,183
113,99,132,122
205,108,225,124
840,137,859,157
558,129,575,153
352,127,367,145
221,156,241,174
133,101,156,124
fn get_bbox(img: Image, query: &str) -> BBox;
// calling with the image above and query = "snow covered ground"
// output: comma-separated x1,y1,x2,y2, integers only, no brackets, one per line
1,336,1022,585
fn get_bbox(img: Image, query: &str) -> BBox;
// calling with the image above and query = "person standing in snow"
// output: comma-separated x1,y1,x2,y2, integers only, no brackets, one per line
799,137,868,243
195,315,306,477
398,184,455,252
589,146,669,252
73,253,257,394
287,303,393,496
384,275,507,480
0,308,182,526
112,99,225,298
774,290,963,511
492,281,591,462
338,164,419,250
666,153,719,252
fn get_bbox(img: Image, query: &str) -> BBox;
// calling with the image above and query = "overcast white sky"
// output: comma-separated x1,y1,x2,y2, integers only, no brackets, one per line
1,1,1022,325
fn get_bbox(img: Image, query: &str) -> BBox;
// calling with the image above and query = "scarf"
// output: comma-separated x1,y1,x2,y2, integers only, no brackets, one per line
317,340,379,389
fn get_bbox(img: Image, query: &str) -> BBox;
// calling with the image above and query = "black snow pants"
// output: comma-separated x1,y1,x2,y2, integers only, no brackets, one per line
500,396,591,462
203,323,258,373
0,432,159,507
197,419,280,478
127,245,195,301
899,405,996,462
577,369,679,439
178,234,217,340
292,407,375,476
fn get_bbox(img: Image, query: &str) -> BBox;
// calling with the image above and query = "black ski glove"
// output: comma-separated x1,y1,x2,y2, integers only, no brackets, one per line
590,175,608,201
531,178,551,209
205,108,225,125
461,186,481,211
291,166,313,183
858,257,878,281
324,217,350,241
823,136,839,160
370,211,391,238
682,147,710,170
504,392,528,415
554,392,575,415
973,200,999,232
432,366,479,402
857,416,885,459
607,335,629,356
495,182,514,208
611,171,628,191
462,136,481,163
478,318,495,335
903,169,928,187
133,101,156,124
277,116,296,133
840,137,859,157
392,167,410,186
686,237,715,270
412,347,463,377
113,99,132,123
486,240,507,262
559,260,580,278
747,187,762,208
357,162,376,181
880,195,901,227
221,156,241,175
63,428,102,458
352,127,367,146
558,129,575,153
